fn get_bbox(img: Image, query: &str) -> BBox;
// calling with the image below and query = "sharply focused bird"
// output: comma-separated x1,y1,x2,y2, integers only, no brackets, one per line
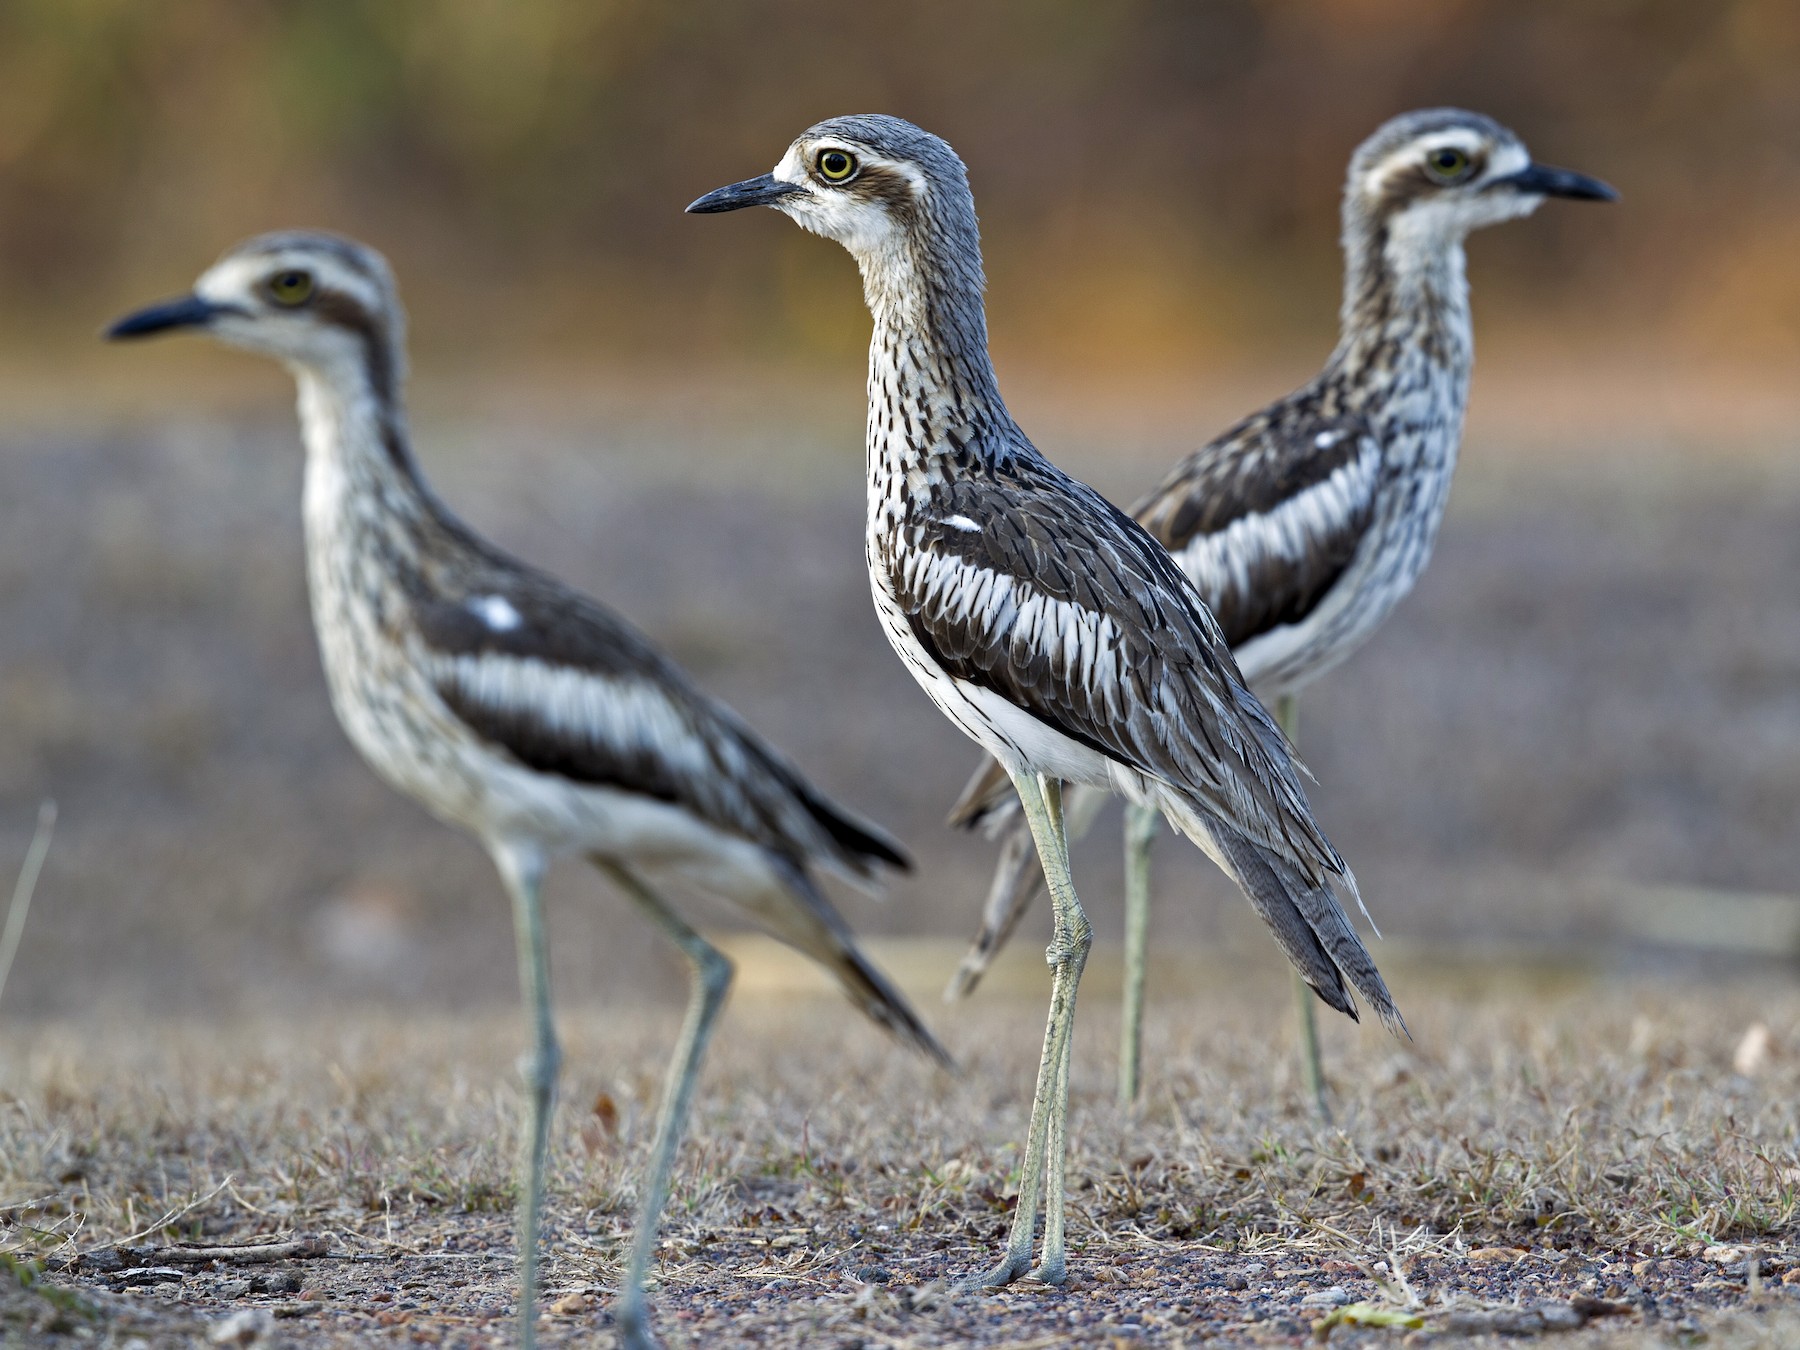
106,232,948,1350
690,116,1401,1288
941,109,1616,1114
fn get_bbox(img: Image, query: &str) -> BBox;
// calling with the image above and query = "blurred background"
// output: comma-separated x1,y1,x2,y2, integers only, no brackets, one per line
1,0,1798,1020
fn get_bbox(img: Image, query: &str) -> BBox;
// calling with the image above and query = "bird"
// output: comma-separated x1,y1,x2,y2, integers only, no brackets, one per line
689,115,1402,1289
940,108,1616,1115
105,231,950,1350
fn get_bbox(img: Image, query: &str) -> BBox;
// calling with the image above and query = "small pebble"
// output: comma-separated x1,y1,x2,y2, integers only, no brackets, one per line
1300,1285,1351,1308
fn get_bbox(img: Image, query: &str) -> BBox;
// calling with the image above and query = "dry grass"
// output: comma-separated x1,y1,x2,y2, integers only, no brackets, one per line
3,961,1799,1346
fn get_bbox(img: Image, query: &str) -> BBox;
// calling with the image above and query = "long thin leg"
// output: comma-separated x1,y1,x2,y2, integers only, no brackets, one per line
971,773,1092,1289
493,843,563,1350
1117,802,1159,1106
1275,693,1331,1124
598,862,734,1350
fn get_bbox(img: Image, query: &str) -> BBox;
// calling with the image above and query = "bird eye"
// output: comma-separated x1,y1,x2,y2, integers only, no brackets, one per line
1425,147,1472,181
267,270,315,307
817,149,858,183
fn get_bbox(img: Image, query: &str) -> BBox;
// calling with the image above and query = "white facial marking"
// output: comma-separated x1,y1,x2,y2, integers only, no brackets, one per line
1363,127,1488,196
772,142,809,187
769,139,924,260
190,247,390,377
469,594,523,632
1485,141,1530,182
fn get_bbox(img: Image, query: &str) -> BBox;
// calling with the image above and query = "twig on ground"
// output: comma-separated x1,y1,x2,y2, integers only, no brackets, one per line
78,1234,328,1273
0,800,55,1012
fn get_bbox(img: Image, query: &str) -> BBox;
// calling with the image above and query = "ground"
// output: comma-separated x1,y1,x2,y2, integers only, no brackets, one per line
4,961,1799,1347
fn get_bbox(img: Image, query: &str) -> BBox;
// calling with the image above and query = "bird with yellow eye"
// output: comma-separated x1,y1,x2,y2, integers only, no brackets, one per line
940,107,1616,1116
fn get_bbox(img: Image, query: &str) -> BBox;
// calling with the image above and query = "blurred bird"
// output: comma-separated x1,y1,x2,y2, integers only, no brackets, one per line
690,116,1400,1288
940,108,1615,1113
107,232,948,1350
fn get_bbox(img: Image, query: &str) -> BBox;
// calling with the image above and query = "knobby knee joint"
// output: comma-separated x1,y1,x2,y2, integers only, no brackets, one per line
524,1040,563,1098
1045,918,1092,970
695,948,734,1004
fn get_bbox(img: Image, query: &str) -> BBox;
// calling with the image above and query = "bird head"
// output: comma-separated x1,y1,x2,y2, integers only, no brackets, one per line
107,231,406,399
1345,108,1616,251
686,115,979,273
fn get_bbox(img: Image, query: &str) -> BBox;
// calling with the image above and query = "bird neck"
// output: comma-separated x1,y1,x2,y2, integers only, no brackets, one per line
857,224,1018,479
1330,211,1475,415
293,358,440,557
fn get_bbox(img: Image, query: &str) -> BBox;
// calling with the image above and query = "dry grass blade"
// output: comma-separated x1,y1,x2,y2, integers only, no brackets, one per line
2,978,1797,1346
110,1176,234,1248
0,801,55,1013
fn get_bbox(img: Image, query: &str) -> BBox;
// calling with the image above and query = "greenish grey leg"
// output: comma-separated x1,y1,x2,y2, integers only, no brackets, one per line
970,773,1092,1289
1275,693,1331,1124
599,862,734,1350
495,844,562,1350
1117,802,1160,1106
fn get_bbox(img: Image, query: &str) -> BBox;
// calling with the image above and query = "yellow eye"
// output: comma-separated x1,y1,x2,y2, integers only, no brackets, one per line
817,149,858,183
268,270,315,306
1425,147,1471,181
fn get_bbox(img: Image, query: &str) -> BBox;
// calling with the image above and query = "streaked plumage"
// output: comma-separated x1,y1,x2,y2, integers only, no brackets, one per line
107,231,946,1350
691,113,1399,1288
939,113,1615,1106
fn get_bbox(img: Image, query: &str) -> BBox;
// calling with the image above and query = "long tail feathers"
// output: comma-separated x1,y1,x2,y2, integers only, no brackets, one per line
947,758,1402,1038
943,821,1044,1001
1266,850,1404,1036
1204,821,1405,1038
943,783,1112,1000
795,784,912,877
767,856,955,1071
946,757,1018,834
832,934,957,1071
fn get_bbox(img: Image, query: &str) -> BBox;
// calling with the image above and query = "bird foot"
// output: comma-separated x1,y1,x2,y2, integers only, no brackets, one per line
1028,1258,1068,1286
614,1300,661,1350
959,1249,1033,1292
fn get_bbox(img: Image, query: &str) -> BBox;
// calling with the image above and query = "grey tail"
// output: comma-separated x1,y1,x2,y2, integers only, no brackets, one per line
772,856,955,1072
943,820,1044,1001
946,756,1017,834
835,932,957,1072
1212,826,1406,1037
795,784,912,875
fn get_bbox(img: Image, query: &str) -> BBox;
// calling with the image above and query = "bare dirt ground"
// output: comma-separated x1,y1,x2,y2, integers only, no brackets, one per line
4,968,1799,1347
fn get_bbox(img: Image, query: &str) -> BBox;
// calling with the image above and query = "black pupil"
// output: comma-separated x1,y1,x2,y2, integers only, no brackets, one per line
280,273,302,290
825,154,847,176
1435,152,1461,170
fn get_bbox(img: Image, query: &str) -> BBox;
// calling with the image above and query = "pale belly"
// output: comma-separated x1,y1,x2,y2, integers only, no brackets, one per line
866,569,1115,789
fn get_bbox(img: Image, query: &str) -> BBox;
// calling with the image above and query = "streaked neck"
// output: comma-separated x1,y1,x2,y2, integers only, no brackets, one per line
294,355,433,540
1331,214,1474,396
858,226,1015,466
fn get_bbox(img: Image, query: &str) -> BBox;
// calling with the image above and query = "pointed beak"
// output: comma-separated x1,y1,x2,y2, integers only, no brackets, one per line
685,174,806,215
105,294,236,340
1491,162,1618,202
